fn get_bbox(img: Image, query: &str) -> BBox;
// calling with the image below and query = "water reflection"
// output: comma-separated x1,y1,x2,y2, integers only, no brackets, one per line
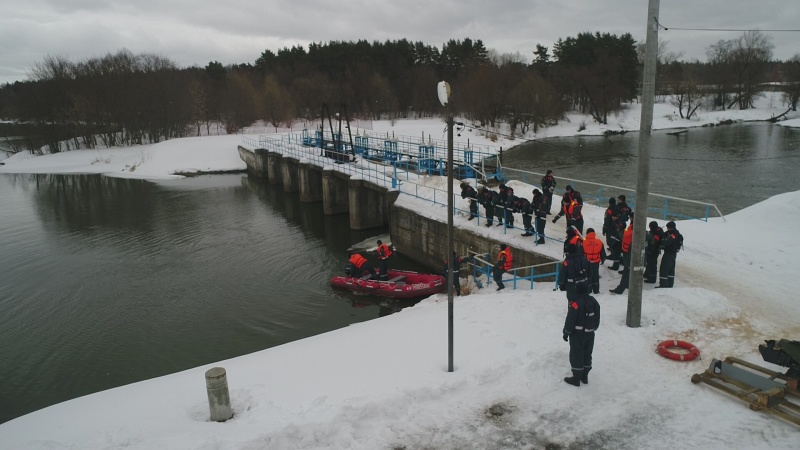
0,172,428,424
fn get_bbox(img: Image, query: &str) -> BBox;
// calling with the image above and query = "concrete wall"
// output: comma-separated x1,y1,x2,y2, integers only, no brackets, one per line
298,162,324,203
267,151,283,185
390,203,556,274
347,178,400,230
322,169,350,215
281,157,300,193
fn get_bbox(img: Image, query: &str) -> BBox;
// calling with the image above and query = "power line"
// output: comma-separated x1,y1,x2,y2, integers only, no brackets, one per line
654,18,800,33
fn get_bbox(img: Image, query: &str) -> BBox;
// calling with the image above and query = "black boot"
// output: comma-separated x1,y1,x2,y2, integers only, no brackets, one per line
537,238,545,244
564,373,581,387
581,368,590,384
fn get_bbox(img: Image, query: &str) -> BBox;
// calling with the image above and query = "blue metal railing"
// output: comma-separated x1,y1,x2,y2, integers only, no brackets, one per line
468,252,557,290
500,167,725,223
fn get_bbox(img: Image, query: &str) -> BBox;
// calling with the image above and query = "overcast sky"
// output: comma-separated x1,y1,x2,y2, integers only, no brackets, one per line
1,0,798,85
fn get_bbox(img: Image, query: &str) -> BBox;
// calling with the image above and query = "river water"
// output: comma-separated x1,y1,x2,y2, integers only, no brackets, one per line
503,122,800,215
1,122,798,425
0,173,426,424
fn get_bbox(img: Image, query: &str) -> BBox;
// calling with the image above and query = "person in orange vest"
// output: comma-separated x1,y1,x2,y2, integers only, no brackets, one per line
493,244,513,291
610,212,634,294
562,226,583,256
582,228,607,294
552,185,584,234
376,239,393,280
348,252,377,280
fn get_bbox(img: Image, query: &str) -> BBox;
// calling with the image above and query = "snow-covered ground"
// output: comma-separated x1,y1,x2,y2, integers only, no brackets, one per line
1,95,799,449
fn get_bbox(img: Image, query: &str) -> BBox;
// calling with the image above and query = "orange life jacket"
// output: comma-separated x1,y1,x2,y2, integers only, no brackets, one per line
498,248,513,271
583,232,604,263
622,225,633,253
349,253,367,268
377,243,393,259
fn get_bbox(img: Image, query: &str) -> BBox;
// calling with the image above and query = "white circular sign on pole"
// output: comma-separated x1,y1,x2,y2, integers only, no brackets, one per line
437,81,451,107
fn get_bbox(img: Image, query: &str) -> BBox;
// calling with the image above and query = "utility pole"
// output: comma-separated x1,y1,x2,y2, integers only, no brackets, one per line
438,81,455,372
627,0,660,327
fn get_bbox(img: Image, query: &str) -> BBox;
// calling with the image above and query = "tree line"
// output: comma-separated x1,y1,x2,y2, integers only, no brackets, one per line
0,31,797,154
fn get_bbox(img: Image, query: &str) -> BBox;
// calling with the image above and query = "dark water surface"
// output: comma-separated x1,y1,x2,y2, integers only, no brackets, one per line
503,122,800,215
0,173,426,424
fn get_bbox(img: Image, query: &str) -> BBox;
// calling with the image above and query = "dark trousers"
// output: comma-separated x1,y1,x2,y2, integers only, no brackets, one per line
569,217,584,235
503,207,513,227
468,200,478,218
493,266,506,289
589,262,601,294
569,331,595,376
607,232,622,267
378,259,389,279
356,263,377,278
544,193,553,214
522,214,533,232
659,252,677,287
644,252,659,283
616,252,631,291
535,216,546,240
484,205,495,225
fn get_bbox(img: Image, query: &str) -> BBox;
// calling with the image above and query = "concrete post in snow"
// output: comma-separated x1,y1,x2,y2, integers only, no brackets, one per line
205,367,233,422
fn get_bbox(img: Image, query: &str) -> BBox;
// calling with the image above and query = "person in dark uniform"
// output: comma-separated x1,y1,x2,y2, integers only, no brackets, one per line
491,188,504,227
514,195,534,236
563,283,601,386
657,221,683,288
603,197,621,269
460,182,479,220
499,184,515,229
644,221,664,284
541,169,556,214
562,226,583,256
376,240,393,280
478,187,496,227
558,243,589,302
532,189,548,244
348,252,377,279
444,251,462,296
610,212,634,294
493,244,512,291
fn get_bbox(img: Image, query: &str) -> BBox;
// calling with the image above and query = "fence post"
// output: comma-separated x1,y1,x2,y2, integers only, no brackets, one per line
205,367,233,422
664,198,669,220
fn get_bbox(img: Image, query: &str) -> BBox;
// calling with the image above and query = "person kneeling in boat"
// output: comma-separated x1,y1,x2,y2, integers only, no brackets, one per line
348,252,378,280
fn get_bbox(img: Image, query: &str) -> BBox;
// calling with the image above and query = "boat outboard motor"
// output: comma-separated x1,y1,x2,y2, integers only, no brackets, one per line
759,339,800,379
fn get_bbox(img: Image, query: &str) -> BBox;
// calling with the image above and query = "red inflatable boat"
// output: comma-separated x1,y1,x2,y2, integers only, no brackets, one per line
330,269,447,299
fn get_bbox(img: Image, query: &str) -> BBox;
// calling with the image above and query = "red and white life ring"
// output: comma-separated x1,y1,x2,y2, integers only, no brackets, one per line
656,340,701,361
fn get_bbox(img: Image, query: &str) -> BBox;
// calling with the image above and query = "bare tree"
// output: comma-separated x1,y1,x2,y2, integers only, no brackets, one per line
670,64,707,119
783,54,800,111
729,30,774,110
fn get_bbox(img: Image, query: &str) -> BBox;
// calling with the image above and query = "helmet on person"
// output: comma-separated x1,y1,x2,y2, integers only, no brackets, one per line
566,185,573,191
608,197,616,205
377,240,383,245
532,188,540,194
666,221,676,229
649,221,658,230
618,195,626,202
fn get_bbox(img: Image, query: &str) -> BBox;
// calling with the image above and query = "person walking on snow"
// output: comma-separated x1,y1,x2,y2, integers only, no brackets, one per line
541,169,556,214
610,212,634,294
558,243,590,302
532,188,548,244
563,283,600,387
582,228,607,294
493,244,513,291
657,221,683,288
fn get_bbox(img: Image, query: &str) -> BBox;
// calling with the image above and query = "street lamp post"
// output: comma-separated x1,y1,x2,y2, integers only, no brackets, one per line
438,81,455,372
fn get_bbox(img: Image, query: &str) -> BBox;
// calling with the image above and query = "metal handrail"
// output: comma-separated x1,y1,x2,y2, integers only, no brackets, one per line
500,167,726,222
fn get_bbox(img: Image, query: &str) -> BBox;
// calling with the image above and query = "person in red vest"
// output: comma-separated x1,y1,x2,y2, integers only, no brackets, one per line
552,185,584,234
348,252,377,280
582,228,607,294
610,212,634,294
493,244,513,291
376,239,393,280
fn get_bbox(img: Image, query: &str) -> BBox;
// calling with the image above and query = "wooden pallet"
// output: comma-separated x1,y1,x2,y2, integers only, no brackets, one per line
691,357,800,427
